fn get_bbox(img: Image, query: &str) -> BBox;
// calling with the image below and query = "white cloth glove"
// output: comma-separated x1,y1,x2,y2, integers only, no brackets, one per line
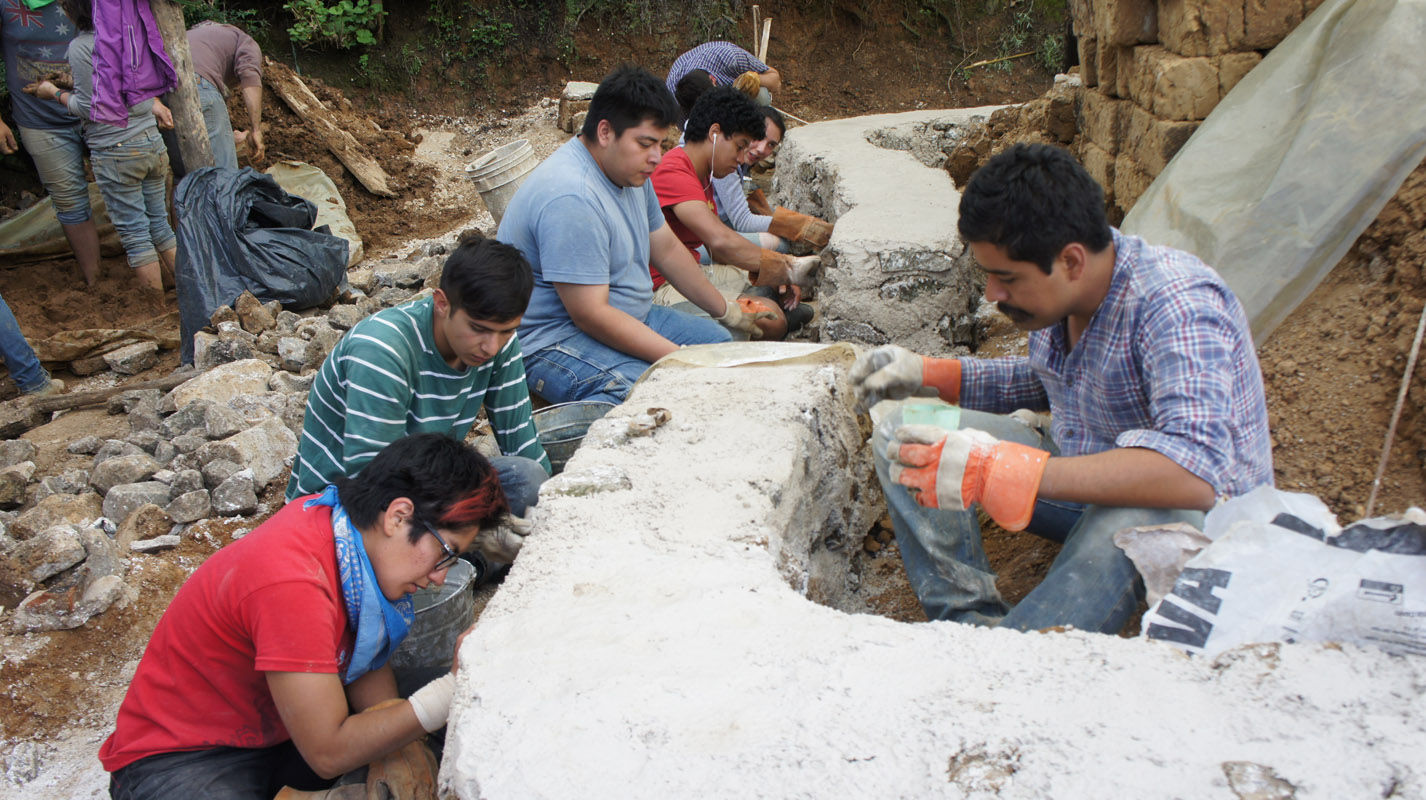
407,672,455,733
849,344,927,409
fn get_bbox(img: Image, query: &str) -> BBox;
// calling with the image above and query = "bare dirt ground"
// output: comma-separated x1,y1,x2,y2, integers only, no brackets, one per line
1,11,1423,794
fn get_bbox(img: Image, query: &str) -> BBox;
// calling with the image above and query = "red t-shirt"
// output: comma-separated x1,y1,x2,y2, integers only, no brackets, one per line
649,146,715,289
99,498,353,773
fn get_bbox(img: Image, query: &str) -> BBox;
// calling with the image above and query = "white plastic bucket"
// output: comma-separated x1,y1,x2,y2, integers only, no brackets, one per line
466,139,538,224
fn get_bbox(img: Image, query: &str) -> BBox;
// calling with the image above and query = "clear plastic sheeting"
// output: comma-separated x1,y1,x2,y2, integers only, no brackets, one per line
1123,0,1426,343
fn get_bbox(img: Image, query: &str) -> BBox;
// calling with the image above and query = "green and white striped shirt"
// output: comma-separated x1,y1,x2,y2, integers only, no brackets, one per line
285,296,550,500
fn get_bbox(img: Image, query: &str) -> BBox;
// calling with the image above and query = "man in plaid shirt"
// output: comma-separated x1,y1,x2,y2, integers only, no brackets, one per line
665,41,780,107
851,144,1272,634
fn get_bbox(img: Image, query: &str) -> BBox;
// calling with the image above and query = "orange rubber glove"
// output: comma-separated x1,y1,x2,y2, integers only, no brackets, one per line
768,207,834,248
849,345,962,409
886,425,1049,531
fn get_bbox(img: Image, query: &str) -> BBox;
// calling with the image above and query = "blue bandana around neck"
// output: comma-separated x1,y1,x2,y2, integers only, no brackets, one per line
306,486,414,684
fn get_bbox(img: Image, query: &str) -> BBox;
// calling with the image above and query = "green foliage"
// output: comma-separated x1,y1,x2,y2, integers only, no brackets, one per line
177,0,268,36
285,0,384,49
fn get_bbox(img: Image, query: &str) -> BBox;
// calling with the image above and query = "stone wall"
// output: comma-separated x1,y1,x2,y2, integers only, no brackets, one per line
1072,0,1323,218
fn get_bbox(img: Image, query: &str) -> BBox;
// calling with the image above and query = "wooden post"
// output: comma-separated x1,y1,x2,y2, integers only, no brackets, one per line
752,5,761,52
148,0,214,171
759,19,772,62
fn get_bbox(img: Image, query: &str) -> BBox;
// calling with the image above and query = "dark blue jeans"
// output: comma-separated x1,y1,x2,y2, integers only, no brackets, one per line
0,292,47,392
108,741,330,800
872,403,1205,633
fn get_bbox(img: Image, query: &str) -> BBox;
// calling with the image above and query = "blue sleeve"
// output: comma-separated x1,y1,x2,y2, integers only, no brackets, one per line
535,194,615,285
713,173,771,233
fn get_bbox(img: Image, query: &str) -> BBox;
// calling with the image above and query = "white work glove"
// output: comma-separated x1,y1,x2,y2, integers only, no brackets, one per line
715,299,773,340
475,512,532,564
849,344,927,409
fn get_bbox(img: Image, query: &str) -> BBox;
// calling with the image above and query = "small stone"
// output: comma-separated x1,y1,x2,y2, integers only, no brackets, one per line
102,341,159,375
202,458,242,489
235,290,276,333
278,337,307,372
169,359,273,410
11,524,84,582
165,490,212,523
102,482,173,525
303,327,343,371
209,305,239,327
170,469,204,496
275,310,302,333
113,503,173,551
262,300,282,319
347,268,376,293
153,440,177,465
0,439,38,468
93,439,144,468
125,429,161,453
255,330,282,354
69,353,109,375
192,331,220,370
10,492,103,540
269,371,313,395
107,388,160,415
211,471,259,516
372,287,409,307
171,433,206,454
150,469,176,485
130,533,181,552
195,417,297,489
326,304,366,330
0,461,36,509
67,436,103,455
294,318,327,341
34,469,90,503
90,453,161,495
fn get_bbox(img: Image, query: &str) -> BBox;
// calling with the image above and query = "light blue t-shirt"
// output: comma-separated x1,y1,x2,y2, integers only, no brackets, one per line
498,137,665,354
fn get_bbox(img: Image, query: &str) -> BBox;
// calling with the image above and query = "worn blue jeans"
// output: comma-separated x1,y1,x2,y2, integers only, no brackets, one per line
90,129,177,269
197,77,239,171
108,740,330,799
17,124,92,224
872,404,1205,633
0,292,48,392
491,455,547,516
524,306,731,404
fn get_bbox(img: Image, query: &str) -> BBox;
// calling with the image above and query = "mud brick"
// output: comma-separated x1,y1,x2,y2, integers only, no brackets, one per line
1244,0,1306,49
1096,41,1122,97
1126,103,1201,175
1218,51,1263,97
1079,35,1099,86
1080,142,1117,204
1159,0,1246,56
1128,46,1221,121
1079,90,1128,154
1095,0,1158,45
1114,153,1156,212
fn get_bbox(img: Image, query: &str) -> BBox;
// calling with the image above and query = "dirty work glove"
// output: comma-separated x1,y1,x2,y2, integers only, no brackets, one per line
1008,408,1052,437
273,784,365,799
365,738,439,800
886,425,1049,531
849,344,962,409
715,298,775,340
753,251,820,289
475,512,533,564
768,207,834,249
746,188,773,216
733,71,762,98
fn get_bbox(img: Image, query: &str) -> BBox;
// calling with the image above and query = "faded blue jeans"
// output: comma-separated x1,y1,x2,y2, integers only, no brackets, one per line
0,292,48,392
197,77,240,171
524,306,731,405
16,123,92,224
872,404,1205,633
90,128,177,269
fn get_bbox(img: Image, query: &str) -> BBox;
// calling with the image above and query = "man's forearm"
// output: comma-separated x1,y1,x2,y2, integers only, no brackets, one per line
1037,447,1215,511
573,302,679,363
241,84,262,129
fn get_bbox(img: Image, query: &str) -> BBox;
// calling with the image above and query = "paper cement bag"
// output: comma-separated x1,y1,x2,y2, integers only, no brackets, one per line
1142,487,1426,657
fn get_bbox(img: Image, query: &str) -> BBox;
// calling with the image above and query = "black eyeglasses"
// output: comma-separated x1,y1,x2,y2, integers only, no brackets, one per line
421,522,461,571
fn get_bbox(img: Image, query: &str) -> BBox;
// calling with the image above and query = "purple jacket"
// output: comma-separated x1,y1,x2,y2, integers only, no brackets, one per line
90,0,176,127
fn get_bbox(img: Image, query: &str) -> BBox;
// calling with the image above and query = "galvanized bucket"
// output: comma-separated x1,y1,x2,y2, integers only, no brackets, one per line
389,558,476,672
533,400,615,474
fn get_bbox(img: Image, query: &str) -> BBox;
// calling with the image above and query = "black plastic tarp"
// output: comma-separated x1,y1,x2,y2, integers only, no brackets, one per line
174,166,348,363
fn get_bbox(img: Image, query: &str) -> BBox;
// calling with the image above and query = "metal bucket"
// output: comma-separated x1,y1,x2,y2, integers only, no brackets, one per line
466,139,538,225
533,400,615,474
389,558,476,672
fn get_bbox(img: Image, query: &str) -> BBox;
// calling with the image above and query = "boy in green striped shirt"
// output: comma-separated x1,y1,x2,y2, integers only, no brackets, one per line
287,237,551,540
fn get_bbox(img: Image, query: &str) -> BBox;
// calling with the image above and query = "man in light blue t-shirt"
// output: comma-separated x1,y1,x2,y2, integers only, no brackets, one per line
498,65,766,405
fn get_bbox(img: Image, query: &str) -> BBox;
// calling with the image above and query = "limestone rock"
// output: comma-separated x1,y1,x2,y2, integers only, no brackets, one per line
170,469,205,497
125,430,160,454
0,439,38,468
558,81,599,133
209,305,239,327
303,326,343,371
195,417,296,489
102,341,159,375
171,433,206,454
212,471,259,516
275,309,302,333
154,440,177,465
130,534,181,553
114,503,173,551
165,490,212,524
10,492,102,539
11,524,84,583
269,371,313,395
90,453,161,495
278,336,307,372
34,469,90,503
66,436,103,455
102,482,172,525
0,461,36,508
169,359,274,410
202,458,242,489
235,291,276,333
93,439,145,468
326,304,366,330
255,330,282,354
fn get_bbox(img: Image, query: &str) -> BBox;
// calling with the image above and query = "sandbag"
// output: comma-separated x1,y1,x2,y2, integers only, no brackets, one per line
265,160,365,267
0,183,123,263
173,166,348,363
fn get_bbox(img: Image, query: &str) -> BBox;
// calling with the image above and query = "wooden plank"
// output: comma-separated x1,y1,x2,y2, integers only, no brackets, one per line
262,57,396,197
148,0,213,171
752,5,761,52
759,19,772,63
0,371,193,437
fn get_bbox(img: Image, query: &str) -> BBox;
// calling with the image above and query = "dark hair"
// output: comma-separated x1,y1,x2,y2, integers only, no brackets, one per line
438,234,534,322
683,86,764,145
673,69,714,123
580,64,678,141
337,433,508,540
957,143,1112,274
59,0,93,31
760,106,786,139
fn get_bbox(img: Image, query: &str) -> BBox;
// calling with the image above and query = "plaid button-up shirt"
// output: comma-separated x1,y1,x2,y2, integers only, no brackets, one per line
960,229,1273,497
664,41,769,96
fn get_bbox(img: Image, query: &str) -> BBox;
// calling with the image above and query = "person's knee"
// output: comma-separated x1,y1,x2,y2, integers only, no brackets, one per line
493,456,548,516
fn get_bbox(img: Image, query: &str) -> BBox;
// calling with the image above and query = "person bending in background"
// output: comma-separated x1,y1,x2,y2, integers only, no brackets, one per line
100,434,507,799
0,0,103,286
34,0,175,296
159,19,265,177
666,40,780,106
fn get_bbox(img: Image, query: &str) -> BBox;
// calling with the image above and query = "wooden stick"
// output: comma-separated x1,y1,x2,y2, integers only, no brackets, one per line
759,19,772,63
771,105,811,126
1365,300,1426,517
752,6,761,53
964,50,1036,70
263,57,396,197
31,372,194,415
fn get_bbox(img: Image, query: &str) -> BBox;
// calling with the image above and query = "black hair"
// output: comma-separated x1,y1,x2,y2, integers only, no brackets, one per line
683,86,765,145
337,433,508,541
760,106,786,139
438,234,534,322
59,0,93,31
958,144,1112,274
674,69,714,123
580,64,679,141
